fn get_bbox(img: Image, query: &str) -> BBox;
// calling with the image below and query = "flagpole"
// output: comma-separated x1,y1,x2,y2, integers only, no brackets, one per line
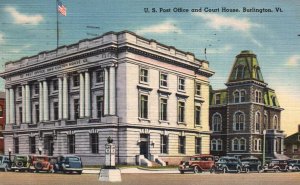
56,0,59,48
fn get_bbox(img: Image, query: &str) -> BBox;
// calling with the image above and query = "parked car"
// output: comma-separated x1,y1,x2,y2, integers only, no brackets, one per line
241,157,262,172
214,157,249,173
11,155,31,172
0,155,11,172
28,155,54,173
262,159,288,172
178,154,215,174
53,155,83,174
287,159,300,172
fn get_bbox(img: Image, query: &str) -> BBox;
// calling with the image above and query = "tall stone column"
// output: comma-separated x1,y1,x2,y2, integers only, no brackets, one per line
39,81,44,122
22,85,26,123
63,74,69,119
9,88,15,124
58,77,63,120
25,84,31,123
104,67,109,115
5,88,10,124
84,71,91,117
109,66,116,115
79,72,85,118
43,81,49,121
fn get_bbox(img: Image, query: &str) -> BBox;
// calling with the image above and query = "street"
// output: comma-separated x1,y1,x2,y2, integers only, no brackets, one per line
0,172,300,185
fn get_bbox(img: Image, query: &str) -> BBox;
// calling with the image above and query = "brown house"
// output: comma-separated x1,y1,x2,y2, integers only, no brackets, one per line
284,125,300,158
209,51,286,160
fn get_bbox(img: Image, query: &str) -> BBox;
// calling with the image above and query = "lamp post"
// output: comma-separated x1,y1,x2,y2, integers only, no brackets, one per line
263,130,266,166
8,148,12,161
38,147,42,155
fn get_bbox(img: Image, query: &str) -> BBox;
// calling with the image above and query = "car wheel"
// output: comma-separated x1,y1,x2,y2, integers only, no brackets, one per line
193,166,200,174
180,170,184,174
210,167,215,174
35,162,43,170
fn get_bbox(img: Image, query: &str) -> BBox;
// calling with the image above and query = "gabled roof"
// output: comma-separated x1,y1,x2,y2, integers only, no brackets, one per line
227,50,264,83
285,132,300,145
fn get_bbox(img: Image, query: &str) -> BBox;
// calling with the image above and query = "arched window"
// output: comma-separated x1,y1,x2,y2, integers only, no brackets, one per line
273,115,279,130
234,112,245,131
240,138,246,151
212,113,222,132
255,90,262,103
255,112,261,132
240,90,246,102
264,114,268,129
234,91,240,103
232,139,239,151
235,65,245,79
0,105,3,117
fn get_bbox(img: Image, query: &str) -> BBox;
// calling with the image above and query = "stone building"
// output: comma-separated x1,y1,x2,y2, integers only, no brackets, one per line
210,50,285,160
0,92,5,154
0,31,214,165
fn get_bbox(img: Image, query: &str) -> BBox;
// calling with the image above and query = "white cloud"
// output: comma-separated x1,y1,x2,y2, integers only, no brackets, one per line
206,45,232,54
0,32,4,43
194,13,260,32
5,6,43,25
286,55,300,66
10,44,31,53
136,21,182,35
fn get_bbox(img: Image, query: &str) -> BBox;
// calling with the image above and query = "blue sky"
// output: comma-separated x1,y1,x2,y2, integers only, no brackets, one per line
0,0,299,135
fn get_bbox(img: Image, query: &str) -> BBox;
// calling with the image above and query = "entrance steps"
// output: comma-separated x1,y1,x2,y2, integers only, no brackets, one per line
136,155,166,167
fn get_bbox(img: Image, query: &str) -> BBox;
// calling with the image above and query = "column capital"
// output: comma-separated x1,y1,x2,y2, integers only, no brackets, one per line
21,82,29,86
78,69,89,73
5,85,12,89
38,78,47,82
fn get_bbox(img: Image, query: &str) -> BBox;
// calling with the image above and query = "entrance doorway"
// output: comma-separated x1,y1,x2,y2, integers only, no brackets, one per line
140,134,149,159
44,135,54,156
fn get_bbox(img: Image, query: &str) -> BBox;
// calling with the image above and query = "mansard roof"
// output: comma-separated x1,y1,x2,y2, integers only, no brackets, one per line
210,89,227,106
264,88,280,108
227,50,264,83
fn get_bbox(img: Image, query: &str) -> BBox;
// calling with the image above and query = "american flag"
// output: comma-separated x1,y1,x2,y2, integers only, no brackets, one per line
57,0,67,16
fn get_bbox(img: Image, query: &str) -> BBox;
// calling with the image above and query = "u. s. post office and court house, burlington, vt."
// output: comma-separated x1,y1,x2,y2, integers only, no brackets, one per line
0,31,214,165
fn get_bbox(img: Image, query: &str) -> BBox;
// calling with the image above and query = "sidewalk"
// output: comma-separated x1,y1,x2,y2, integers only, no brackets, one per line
83,167,179,174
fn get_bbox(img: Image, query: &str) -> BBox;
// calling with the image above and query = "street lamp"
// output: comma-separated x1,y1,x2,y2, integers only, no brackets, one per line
263,130,266,166
8,148,12,161
38,147,42,155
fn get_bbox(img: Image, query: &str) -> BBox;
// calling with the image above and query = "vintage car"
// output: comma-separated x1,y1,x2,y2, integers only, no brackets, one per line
0,155,11,172
53,155,83,174
262,159,289,172
241,157,262,172
287,159,300,171
178,154,215,174
29,155,54,173
11,155,31,172
214,156,249,173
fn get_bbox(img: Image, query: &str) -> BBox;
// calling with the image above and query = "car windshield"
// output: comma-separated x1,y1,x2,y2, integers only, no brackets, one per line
68,157,80,162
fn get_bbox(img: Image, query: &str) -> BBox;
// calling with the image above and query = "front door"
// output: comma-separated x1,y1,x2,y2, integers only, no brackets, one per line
140,134,149,159
44,135,54,156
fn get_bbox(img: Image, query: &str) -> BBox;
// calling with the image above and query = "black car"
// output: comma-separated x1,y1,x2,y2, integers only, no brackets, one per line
214,157,249,173
288,159,300,171
241,157,262,172
53,155,83,174
262,159,289,172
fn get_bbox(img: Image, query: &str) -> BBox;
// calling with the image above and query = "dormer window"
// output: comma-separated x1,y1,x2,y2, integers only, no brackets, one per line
215,94,221,105
235,65,245,80
272,96,277,106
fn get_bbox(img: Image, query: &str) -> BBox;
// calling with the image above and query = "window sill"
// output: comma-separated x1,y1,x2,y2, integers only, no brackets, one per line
176,92,189,98
157,88,172,95
138,117,151,123
139,81,149,86
177,122,186,125
195,125,202,128
158,120,169,124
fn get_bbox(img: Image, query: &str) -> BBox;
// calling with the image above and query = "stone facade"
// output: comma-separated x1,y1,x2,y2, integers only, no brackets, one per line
210,51,285,160
0,31,214,165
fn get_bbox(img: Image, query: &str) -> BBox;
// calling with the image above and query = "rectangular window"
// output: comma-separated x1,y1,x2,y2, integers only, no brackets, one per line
215,94,221,104
19,107,22,124
160,73,168,88
195,83,201,96
178,77,185,91
195,137,201,154
29,136,36,154
53,79,58,91
53,102,59,120
14,137,19,154
140,68,148,83
160,98,167,121
90,133,99,154
35,104,39,123
74,99,79,119
160,135,168,154
18,86,22,97
67,134,75,154
34,84,39,95
96,96,104,118
73,75,80,87
195,106,201,125
140,95,148,119
293,144,298,152
178,101,185,123
241,91,246,102
178,136,185,154
96,70,104,83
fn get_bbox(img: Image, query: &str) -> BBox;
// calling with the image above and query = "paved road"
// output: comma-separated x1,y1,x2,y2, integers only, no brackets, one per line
0,172,300,185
